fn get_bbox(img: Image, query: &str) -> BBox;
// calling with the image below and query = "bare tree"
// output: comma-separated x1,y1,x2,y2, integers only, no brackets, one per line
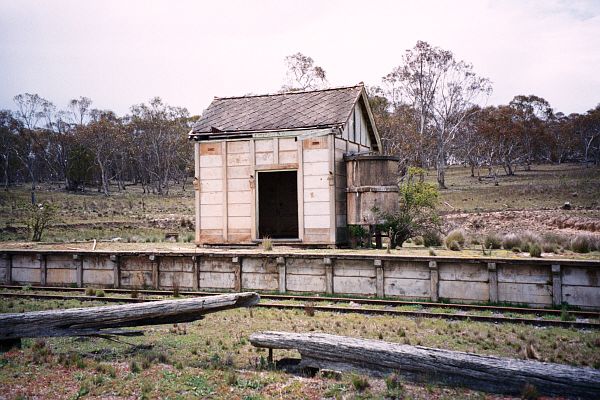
282,52,328,91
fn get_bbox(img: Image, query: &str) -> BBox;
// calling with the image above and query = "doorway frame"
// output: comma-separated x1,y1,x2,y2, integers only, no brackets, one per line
255,169,300,241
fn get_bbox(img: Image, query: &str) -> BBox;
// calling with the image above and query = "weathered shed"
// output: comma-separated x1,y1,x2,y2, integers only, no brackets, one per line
189,84,382,246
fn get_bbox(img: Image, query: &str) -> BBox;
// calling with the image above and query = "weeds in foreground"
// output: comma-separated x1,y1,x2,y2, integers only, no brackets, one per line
350,374,370,392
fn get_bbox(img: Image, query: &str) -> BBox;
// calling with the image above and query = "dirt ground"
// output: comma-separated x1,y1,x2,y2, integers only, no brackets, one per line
444,208,600,238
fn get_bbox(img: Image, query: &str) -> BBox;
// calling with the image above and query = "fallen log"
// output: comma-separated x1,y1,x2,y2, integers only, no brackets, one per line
0,292,259,340
250,331,600,399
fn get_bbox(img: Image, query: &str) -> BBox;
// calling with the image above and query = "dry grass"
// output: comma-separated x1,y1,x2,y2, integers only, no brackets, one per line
430,163,600,213
0,297,598,399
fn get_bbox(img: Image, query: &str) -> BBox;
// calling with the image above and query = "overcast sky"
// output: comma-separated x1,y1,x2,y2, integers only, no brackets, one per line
1,0,599,116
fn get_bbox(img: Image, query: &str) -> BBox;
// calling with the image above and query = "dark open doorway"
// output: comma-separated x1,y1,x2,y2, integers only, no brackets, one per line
258,170,298,239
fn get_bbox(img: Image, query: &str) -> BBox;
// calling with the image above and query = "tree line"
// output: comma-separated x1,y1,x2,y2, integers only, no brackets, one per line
368,41,600,187
282,45,600,188
2,43,599,198
1,94,197,200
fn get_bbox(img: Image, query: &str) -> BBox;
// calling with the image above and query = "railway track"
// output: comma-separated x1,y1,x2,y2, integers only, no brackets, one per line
1,286,599,329
2,284,599,319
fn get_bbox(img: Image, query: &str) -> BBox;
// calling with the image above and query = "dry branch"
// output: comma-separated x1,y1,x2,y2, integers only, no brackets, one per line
0,292,259,339
250,331,600,399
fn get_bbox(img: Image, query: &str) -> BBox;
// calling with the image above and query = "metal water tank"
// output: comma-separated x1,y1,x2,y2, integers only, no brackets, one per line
345,153,399,225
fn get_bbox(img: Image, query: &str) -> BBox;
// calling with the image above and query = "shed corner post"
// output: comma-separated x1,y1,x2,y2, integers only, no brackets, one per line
276,256,286,293
194,141,202,245
429,260,439,302
551,264,562,307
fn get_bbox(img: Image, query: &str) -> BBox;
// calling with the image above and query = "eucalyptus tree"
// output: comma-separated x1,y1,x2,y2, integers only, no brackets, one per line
382,41,491,188
281,52,328,91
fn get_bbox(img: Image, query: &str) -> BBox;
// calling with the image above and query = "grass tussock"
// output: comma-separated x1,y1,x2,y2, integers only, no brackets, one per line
445,229,466,249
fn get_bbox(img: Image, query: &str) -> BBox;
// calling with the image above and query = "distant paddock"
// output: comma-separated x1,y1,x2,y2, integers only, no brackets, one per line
1,250,599,310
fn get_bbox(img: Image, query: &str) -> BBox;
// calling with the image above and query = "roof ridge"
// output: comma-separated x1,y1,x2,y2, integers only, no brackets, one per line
214,83,364,101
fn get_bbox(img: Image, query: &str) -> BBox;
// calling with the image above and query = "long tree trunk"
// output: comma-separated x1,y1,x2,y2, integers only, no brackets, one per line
250,332,600,400
1,293,259,340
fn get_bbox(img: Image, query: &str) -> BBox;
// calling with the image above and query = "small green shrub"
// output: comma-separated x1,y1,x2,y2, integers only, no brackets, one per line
85,287,95,296
502,233,521,250
23,201,58,242
95,289,105,297
350,374,369,392
423,230,442,247
484,233,502,249
348,225,367,247
528,244,542,258
445,229,466,249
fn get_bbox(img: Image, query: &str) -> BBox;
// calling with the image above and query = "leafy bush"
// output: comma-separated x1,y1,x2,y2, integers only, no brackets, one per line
348,225,368,248
376,168,441,248
502,233,521,250
85,287,95,296
95,289,105,297
23,202,57,241
484,233,502,249
445,229,466,249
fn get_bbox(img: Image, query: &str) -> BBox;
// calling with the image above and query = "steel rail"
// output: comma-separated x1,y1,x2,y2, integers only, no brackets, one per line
1,291,598,330
1,285,598,319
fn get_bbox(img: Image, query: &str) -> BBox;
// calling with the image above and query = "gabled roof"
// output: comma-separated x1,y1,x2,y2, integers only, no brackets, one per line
191,85,362,135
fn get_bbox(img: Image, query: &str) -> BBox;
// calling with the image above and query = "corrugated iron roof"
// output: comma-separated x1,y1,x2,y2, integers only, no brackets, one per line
191,85,364,134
